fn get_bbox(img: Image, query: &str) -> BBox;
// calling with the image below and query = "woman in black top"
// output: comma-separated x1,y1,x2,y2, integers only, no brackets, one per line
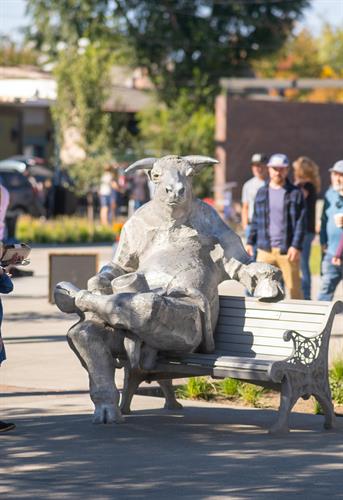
293,156,321,300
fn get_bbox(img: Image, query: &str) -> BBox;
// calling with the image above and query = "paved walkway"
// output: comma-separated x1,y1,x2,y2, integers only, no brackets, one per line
1,246,343,499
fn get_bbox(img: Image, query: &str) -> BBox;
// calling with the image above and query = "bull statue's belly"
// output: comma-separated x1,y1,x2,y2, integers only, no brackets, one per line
138,244,220,297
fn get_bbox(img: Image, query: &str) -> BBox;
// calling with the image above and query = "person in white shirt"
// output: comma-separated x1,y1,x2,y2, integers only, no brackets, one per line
99,164,114,225
241,153,268,260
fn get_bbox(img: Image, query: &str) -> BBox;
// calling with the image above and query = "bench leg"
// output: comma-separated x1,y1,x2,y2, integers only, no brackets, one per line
269,375,299,435
158,379,183,410
313,382,337,430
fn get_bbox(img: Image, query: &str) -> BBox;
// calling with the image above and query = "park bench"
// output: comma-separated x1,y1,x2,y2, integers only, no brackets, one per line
120,295,343,434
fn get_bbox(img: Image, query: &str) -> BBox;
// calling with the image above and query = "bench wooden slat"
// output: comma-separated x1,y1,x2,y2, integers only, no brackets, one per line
215,317,322,331
219,308,324,324
214,325,319,338
174,353,273,369
213,343,292,357
219,297,330,315
214,333,296,348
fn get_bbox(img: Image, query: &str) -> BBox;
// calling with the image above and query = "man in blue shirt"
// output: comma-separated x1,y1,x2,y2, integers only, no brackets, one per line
318,160,343,301
247,154,306,299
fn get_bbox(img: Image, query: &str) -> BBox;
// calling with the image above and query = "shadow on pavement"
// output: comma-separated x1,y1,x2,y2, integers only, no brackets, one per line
1,404,343,499
5,311,73,322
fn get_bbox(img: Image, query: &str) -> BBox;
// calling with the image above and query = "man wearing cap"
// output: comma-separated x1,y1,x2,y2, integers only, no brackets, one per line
318,160,343,300
241,154,268,260
247,153,306,299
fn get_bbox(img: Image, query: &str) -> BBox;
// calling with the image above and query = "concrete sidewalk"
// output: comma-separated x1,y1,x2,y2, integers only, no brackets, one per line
1,245,343,499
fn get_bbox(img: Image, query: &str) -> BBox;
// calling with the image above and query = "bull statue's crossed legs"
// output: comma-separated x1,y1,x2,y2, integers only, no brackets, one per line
56,283,202,423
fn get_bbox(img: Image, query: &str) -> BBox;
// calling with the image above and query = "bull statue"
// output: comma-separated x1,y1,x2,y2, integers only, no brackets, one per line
55,155,283,424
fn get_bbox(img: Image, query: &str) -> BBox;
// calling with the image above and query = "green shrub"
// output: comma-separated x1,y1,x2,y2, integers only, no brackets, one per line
309,244,321,276
17,216,123,244
330,359,343,383
313,399,322,415
238,383,264,407
176,377,217,401
218,378,241,398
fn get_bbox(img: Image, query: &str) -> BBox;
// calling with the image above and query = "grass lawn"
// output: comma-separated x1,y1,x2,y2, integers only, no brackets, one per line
310,243,321,276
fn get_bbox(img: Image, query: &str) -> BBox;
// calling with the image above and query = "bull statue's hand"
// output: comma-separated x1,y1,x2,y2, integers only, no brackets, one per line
225,258,284,301
87,272,113,295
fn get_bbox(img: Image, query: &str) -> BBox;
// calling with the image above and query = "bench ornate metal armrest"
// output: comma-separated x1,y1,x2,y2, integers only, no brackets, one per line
267,301,343,433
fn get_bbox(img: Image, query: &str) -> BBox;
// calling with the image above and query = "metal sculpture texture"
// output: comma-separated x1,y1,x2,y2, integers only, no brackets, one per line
55,155,284,424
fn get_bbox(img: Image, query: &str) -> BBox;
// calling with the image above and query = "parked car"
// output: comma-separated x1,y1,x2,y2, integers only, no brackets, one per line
0,156,77,217
0,168,45,218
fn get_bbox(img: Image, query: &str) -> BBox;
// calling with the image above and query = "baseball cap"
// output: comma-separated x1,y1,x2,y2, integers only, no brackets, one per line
329,160,343,174
267,154,289,168
251,153,268,165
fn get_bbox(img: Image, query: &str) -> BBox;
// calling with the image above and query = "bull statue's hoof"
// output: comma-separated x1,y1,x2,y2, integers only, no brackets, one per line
54,282,83,315
93,404,125,424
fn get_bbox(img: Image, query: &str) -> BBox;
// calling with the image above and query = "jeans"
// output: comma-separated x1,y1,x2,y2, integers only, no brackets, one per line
300,232,315,300
318,253,343,301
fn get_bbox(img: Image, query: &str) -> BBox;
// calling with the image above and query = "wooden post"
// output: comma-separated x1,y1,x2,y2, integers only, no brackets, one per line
214,93,228,214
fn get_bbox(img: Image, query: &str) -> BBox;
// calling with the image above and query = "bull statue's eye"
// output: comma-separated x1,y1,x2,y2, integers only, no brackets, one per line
166,186,172,194
151,172,160,181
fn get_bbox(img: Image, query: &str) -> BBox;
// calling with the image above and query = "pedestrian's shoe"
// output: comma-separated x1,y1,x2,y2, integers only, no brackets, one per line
54,281,83,315
0,421,15,432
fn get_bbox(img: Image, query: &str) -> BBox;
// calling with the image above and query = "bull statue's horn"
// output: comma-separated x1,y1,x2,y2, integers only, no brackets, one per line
125,157,158,175
182,155,219,176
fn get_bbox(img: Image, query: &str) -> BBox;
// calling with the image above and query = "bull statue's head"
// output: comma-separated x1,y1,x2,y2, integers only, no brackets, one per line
125,155,218,215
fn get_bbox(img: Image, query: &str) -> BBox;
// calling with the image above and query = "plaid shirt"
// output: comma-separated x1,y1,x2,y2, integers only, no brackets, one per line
247,179,306,254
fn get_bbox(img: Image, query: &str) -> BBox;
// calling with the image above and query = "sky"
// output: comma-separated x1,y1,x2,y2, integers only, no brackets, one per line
0,0,342,41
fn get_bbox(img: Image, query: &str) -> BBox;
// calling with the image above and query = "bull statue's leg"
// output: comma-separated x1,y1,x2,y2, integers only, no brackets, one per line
74,290,203,355
67,319,125,424
158,379,183,410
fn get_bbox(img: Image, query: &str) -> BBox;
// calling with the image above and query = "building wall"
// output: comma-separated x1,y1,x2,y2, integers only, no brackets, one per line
0,107,22,159
215,96,343,205
0,104,54,161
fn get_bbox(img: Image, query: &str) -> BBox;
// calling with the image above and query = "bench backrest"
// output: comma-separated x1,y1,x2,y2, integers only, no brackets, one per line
215,296,332,360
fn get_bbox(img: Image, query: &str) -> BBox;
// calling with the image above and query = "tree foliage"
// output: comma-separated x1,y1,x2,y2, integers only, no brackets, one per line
53,43,134,193
136,88,215,197
253,24,343,103
53,44,112,154
27,0,310,105
0,37,39,66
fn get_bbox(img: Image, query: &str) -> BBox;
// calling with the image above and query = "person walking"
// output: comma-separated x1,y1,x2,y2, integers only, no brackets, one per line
318,160,343,301
247,153,306,299
241,153,268,259
131,171,150,211
0,248,15,432
292,156,321,300
99,164,114,225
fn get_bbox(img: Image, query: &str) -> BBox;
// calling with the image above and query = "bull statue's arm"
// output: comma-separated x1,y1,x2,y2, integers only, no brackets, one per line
224,258,284,301
203,202,284,301
88,226,139,294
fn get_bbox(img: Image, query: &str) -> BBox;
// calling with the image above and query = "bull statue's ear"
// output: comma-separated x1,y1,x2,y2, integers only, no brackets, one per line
183,156,219,176
124,157,158,175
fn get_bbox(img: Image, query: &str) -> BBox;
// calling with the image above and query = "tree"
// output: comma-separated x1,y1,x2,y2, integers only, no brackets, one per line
53,42,134,193
27,0,310,106
136,88,215,197
254,24,343,103
253,28,321,79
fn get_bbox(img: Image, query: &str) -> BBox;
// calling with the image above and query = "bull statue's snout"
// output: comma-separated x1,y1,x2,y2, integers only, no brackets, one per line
166,183,186,203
